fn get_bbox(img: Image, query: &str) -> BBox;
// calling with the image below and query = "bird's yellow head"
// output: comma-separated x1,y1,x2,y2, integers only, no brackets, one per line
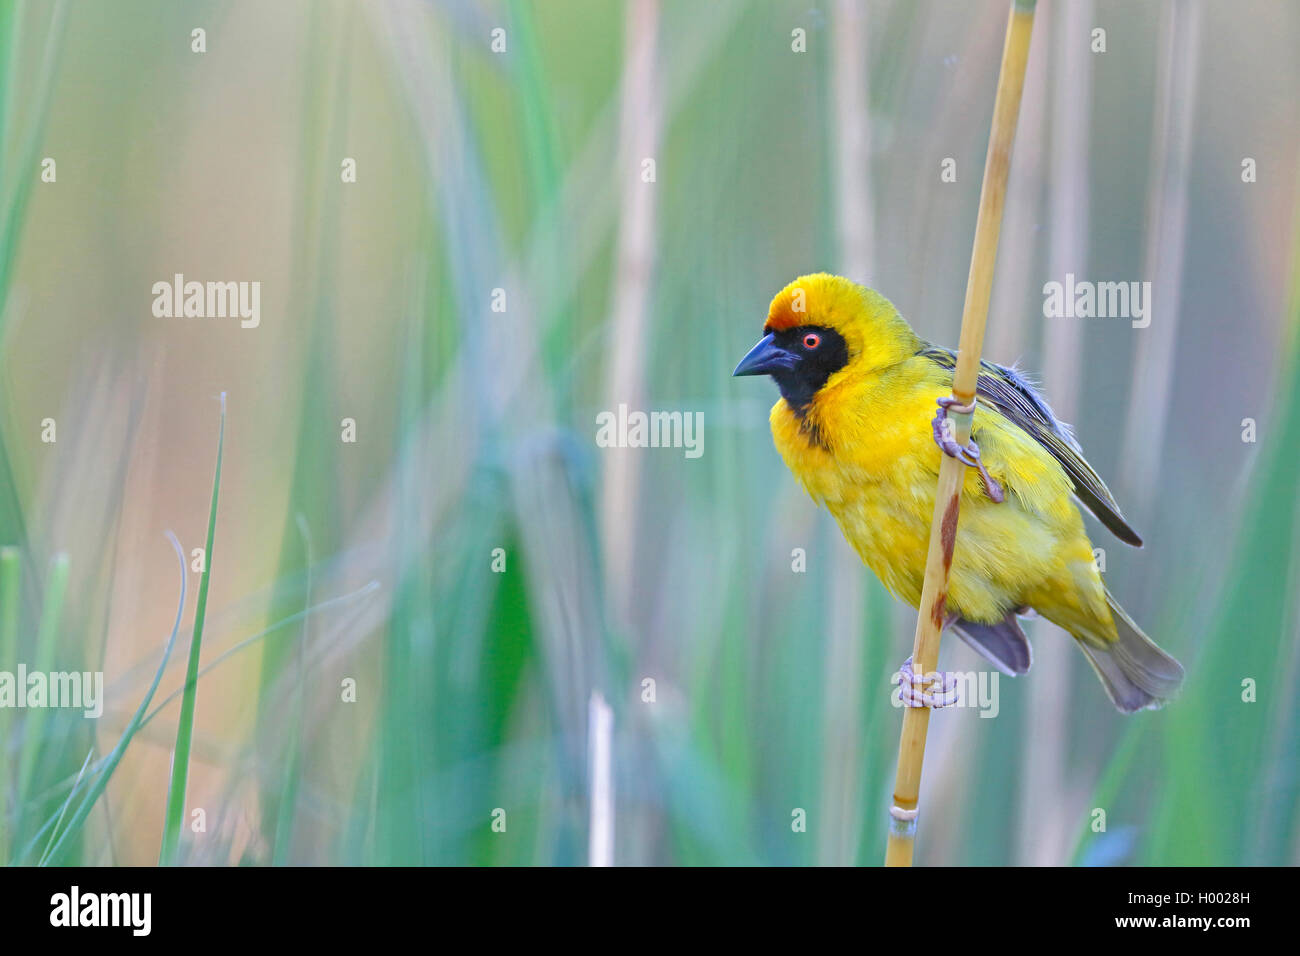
732,273,922,411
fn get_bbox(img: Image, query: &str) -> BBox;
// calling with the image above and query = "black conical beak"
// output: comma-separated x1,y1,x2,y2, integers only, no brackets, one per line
732,333,788,377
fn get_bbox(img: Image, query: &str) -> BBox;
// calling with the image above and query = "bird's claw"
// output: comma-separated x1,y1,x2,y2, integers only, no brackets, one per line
897,656,959,708
932,398,1005,503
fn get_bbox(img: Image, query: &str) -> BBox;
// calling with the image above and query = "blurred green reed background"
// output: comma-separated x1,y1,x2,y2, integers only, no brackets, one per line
0,0,1297,866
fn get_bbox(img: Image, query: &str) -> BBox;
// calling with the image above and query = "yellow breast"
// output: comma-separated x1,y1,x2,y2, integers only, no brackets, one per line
768,357,1110,634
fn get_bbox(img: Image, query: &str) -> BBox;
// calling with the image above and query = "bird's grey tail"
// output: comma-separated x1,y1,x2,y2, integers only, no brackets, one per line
1077,590,1185,713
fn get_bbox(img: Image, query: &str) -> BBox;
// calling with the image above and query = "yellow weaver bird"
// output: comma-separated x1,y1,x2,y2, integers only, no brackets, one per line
733,273,1183,712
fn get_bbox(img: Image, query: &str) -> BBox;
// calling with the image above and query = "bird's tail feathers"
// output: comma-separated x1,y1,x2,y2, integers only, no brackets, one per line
1078,590,1184,713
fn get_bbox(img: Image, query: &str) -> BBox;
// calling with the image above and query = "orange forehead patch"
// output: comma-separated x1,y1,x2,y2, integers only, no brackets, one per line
764,289,808,332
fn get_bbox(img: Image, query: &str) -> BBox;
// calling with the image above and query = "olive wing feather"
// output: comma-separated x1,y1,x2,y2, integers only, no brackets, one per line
920,346,1142,546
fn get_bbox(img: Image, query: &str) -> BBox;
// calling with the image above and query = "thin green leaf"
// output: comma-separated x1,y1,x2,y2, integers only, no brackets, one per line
40,531,187,866
159,393,225,866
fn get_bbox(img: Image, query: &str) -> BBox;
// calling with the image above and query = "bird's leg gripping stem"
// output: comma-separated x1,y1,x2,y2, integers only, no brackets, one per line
932,397,1005,503
897,656,959,708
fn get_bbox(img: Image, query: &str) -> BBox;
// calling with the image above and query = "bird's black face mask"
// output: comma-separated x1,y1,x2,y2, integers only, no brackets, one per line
732,325,850,413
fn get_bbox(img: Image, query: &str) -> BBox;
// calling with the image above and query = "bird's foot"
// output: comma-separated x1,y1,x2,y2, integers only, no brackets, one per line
932,397,1005,503
897,656,959,708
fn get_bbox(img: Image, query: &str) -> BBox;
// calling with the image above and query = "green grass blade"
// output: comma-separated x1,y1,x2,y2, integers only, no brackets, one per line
40,531,187,865
142,583,377,730
255,3,351,853
37,746,91,865
15,552,69,806
0,545,20,860
1067,719,1146,865
0,0,68,316
159,392,225,865
32,577,377,865
0,4,69,561
1145,263,1300,865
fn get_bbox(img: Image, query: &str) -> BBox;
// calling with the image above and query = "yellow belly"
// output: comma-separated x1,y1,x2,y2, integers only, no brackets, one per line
768,373,1114,642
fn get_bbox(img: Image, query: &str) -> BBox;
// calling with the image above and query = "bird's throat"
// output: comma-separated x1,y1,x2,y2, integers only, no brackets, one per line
780,392,832,452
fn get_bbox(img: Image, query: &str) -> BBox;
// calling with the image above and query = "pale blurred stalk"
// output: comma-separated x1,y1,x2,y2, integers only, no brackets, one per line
600,0,660,633
816,0,872,868
986,12,1049,366
1119,0,1202,510
1017,0,1091,867
587,692,614,866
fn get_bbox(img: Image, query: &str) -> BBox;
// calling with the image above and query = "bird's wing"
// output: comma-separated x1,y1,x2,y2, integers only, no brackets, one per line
919,346,1143,546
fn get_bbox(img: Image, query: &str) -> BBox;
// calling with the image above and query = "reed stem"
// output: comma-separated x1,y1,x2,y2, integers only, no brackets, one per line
884,0,1036,868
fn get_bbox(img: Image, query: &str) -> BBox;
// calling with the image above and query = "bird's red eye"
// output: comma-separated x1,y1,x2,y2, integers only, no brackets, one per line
803,332,821,350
